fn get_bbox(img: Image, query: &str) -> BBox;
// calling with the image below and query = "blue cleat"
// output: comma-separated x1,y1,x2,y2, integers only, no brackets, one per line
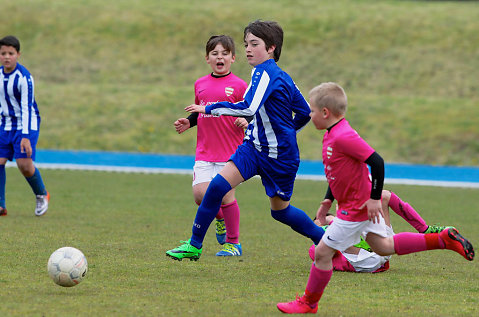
215,218,226,245
216,243,242,256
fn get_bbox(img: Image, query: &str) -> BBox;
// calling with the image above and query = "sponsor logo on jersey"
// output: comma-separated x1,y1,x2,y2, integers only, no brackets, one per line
225,87,234,96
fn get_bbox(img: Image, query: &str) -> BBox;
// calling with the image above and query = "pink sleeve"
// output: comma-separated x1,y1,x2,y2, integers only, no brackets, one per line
337,130,375,162
194,81,199,104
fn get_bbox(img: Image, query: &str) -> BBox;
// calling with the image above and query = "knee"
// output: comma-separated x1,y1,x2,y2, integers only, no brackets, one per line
381,190,391,204
203,174,231,203
18,164,35,177
369,237,395,256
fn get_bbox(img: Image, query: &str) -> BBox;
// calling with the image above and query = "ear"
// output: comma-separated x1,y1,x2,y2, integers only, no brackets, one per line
322,106,330,118
267,45,276,56
231,55,236,63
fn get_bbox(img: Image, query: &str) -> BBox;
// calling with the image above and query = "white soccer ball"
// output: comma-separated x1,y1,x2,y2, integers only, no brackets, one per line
47,247,88,287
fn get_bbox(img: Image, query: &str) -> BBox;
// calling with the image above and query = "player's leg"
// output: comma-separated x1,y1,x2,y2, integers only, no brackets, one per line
367,227,474,261
0,130,13,216
269,197,324,245
262,157,325,245
166,161,245,261
13,130,49,216
192,161,227,245
216,188,242,256
277,240,336,313
278,220,365,313
386,190,450,233
0,158,7,216
16,158,49,216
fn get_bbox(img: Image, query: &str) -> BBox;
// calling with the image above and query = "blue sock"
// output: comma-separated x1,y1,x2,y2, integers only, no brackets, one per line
25,167,47,195
0,165,5,208
190,174,232,249
271,204,325,245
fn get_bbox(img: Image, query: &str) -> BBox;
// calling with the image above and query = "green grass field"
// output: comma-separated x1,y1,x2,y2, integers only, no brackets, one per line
1,0,478,315
1,169,478,316
0,0,478,166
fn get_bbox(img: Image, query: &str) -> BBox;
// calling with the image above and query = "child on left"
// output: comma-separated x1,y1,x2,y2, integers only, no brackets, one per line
0,35,49,217
173,35,249,256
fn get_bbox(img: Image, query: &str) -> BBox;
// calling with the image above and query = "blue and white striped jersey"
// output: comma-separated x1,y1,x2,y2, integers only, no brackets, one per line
205,59,311,161
0,63,40,134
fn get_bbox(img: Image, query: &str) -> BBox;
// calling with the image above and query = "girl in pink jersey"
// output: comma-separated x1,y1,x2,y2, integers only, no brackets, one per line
174,35,248,256
277,82,474,314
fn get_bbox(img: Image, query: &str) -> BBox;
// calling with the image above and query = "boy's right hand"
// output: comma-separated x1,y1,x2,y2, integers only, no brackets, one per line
360,199,384,224
316,199,332,225
174,118,190,134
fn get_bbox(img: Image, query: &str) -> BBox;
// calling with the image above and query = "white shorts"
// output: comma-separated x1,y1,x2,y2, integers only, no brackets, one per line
343,225,394,272
322,216,391,252
192,161,227,186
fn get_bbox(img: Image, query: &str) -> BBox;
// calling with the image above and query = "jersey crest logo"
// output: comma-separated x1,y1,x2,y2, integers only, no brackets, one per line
327,146,333,159
225,87,234,97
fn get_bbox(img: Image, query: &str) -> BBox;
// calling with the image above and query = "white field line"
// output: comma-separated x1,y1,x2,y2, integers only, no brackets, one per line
6,162,479,189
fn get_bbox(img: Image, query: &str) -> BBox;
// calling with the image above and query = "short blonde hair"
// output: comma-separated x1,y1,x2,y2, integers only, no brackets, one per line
309,82,347,116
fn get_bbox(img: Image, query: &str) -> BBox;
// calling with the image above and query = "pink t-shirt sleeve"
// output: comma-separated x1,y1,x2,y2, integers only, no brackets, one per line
336,129,375,163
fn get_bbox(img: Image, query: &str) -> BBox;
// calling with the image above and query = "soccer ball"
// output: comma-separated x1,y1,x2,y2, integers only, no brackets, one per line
47,247,88,287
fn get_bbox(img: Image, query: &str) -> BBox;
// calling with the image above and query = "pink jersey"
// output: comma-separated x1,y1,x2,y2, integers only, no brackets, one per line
194,73,248,162
322,119,375,222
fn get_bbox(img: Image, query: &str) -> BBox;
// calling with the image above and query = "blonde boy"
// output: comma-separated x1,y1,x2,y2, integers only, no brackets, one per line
277,82,474,314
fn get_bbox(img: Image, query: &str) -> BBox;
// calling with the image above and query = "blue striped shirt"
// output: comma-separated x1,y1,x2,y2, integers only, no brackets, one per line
0,63,40,135
205,59,311,161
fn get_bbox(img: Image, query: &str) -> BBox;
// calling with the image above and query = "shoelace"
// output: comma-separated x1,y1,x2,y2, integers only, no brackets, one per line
295,294,307,304
295,294,316,309
36,196,45,209
216,220,226,233
178,240,191,248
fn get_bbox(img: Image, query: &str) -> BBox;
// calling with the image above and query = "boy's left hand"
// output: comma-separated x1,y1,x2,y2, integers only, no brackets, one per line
361,199,383,224
185,104,206,114
20,138,32,158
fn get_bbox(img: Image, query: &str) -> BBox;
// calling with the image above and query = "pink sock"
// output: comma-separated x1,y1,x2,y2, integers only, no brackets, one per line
303,263,332,305
215,207,224,220
389,192,428,233
221,200,240,244
393,232,445,255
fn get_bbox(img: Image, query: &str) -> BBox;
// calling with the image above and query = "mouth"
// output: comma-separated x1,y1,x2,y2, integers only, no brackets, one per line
216,62,224,67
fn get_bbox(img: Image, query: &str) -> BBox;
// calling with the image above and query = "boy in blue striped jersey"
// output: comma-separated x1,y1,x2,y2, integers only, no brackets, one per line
0,36,49,217
166,20,325,260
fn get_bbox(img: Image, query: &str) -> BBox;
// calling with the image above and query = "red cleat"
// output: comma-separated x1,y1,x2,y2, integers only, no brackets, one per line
440,227,474,261
277,295,318,314
0,207,6,216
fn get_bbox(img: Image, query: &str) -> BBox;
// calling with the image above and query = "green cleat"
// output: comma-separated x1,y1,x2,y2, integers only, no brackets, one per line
166,239,202,261
354,236,372,252
423,224,453,234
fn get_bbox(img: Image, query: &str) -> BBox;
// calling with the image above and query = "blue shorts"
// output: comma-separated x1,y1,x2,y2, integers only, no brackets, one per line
0,129,39,161
230,142,299,201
